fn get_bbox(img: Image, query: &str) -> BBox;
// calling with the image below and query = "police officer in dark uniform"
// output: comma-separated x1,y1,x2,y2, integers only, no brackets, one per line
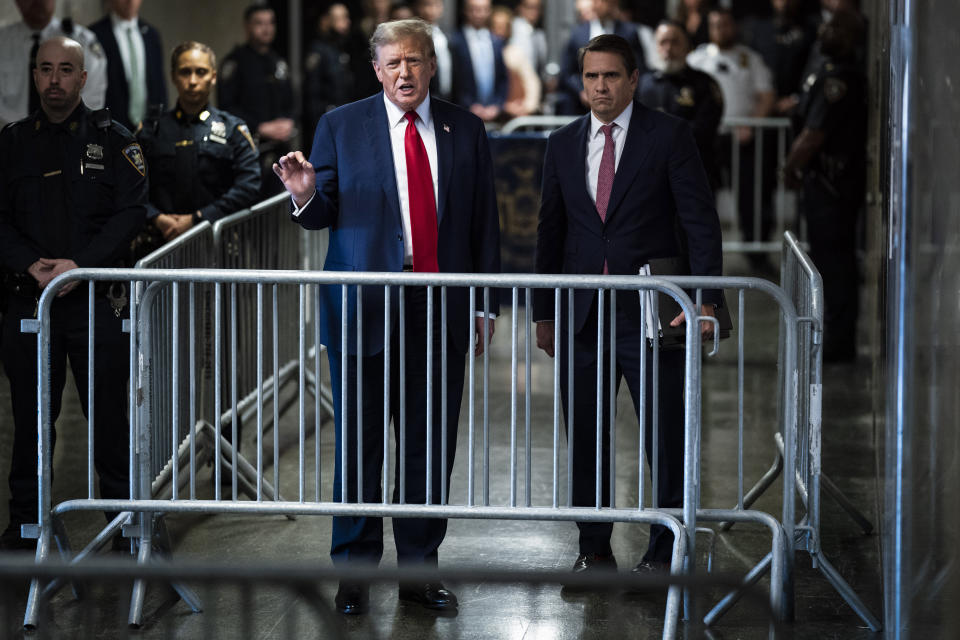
133,41,260,260
218,4,295,197
639,20,724,189
783,8,865,362
0,36,146,549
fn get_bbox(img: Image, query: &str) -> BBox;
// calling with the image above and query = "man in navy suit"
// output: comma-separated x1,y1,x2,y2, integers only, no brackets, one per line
557,0,646,115
89,0,165,131
448,0,508,122
533,34,721,582
274,18,500,615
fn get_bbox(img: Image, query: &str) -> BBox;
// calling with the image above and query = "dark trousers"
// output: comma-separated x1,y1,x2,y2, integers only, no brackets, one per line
328,286,466,565
1,293,130,527
558,299,685,563
721,132,776,248
802,182,860,353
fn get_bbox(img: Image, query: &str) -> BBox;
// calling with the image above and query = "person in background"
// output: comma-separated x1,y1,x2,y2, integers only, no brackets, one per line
413,0,455,102
218,3,296,197
304,2,365,135
0,0,108,127
89,0,166,132
508,0,548,80
389,2,414,20
782,8,866,362
132,41,260,259
557,0,646,115
673,0,714,48
0,37,146,550
449,0,508,122
490,5,541,118
274,18,500,616
688,7,775,270
639,20,724,190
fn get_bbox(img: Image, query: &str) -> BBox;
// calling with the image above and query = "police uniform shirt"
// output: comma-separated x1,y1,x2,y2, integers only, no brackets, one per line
0,18,108,127
218,44,293,134
0,103,147,273
687,42,773,119
797,59,866,194
742,16,816,98
638,66,724,173
136,105,261,222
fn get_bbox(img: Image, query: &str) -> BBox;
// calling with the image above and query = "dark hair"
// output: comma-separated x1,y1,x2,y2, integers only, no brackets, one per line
707,6,734,20
577,34,637,76
170,41,216,72
244,3,273,22
656,19,691,43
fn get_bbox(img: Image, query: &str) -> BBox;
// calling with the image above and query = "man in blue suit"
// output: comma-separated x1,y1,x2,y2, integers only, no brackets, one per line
274,18,500,615
448,0,508,122
557,0,646,115
90,0,166,131
533,34,721,583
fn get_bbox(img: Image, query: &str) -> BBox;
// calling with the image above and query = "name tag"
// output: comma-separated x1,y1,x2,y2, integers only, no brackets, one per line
207,134,227,145
84,162,105,171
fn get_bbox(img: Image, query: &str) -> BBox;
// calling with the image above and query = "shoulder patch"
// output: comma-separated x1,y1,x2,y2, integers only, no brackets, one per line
824,78,847,103
237,123,257,152
221,60,237,82
122,142,146,176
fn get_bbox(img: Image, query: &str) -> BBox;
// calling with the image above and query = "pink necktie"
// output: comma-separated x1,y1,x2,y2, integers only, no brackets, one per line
404,112,439,272
596,123,616,274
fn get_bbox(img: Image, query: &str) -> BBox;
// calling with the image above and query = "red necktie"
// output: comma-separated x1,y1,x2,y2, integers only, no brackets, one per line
596,123,616,274
404,112,439,272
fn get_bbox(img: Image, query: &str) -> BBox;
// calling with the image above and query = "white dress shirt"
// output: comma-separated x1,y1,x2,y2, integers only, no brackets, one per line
110,13,147,123
586,101,633,206
383,93,439,265
0,17,108,127
463,25,496,104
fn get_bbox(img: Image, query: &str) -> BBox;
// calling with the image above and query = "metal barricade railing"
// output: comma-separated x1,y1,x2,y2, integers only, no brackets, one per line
718,116,796,255
23,268,717,638
19,267,817,637
711,232,880,631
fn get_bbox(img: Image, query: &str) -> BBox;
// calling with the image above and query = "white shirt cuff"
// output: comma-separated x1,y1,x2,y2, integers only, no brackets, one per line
475,311,497,320
291,192,316,217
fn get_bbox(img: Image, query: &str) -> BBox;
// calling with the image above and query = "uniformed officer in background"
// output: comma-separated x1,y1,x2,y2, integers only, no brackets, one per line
0,36,146,550
218,3,296,197
783,8,866,363
639,20,724,190
0,0,108,127
132,41,260,261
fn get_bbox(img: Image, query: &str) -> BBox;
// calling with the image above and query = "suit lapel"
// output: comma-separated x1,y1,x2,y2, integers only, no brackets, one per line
431,99,453,224
569,116,597,222
363,94,402,222
604,102,653,223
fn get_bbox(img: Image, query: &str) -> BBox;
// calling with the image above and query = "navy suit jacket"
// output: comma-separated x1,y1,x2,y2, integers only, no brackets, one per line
448,30,508,108
296,93,501,356
89,16,166,131
534,101,722,333
557,21,647,115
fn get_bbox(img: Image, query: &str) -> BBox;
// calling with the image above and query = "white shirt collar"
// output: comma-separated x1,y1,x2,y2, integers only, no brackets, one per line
589,100,633,139
464,25,489,39
383,91,433,129
110,12,139,31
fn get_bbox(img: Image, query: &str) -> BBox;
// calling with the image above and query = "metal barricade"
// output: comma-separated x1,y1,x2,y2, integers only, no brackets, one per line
23,268,715,639
19,267,821,637
718,116,797,255
712,232,881,630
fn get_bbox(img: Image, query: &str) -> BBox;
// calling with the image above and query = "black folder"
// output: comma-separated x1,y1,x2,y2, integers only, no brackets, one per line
642,257,733,349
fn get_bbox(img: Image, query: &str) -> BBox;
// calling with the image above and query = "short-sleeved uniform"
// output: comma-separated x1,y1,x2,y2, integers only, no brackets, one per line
794,58,867,358
0,104,146,540
638,66,724,188
133,104,260,259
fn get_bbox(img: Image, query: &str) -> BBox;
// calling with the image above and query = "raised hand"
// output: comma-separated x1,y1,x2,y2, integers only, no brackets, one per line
272,151,316,208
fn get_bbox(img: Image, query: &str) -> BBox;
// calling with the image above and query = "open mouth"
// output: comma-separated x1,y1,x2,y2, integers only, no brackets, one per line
398,83,416,94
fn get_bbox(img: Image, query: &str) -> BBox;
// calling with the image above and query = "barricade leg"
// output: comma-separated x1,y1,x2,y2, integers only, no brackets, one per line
719,450,783,531
814,551,881,631
820,473,874,535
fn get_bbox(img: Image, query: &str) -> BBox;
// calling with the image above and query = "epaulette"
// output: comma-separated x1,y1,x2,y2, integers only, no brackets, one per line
91,108,112,130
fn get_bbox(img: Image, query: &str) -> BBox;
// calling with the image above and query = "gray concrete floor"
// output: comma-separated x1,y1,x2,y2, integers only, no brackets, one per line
0,254,883,639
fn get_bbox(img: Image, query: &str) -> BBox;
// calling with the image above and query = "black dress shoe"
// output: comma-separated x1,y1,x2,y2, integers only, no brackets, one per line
398,582,458,611
335,582,370,615
631,559,670,575
563,553,617,593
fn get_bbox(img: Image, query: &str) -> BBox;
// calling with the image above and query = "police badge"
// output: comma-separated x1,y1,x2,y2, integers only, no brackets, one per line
210,121,227,138
85,143,104,160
